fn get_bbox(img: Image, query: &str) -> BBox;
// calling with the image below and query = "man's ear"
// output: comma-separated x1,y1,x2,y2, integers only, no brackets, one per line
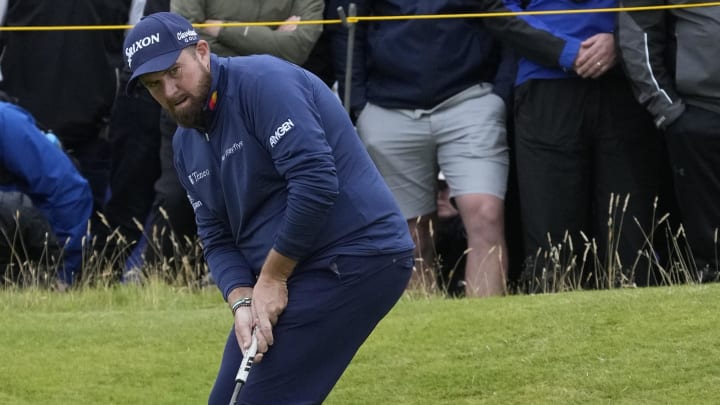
196,40,211,63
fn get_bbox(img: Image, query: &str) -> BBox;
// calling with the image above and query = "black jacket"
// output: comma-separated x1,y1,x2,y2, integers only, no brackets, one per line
0,0,130,145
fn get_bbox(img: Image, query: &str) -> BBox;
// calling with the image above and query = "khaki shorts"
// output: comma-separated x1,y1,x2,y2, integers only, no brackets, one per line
356,83,508,219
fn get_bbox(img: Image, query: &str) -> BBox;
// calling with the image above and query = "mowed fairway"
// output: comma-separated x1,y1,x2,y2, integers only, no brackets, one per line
1,283,719,404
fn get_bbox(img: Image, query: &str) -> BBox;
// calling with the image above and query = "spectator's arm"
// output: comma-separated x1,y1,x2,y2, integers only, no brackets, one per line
213,0,324,65
469,0,583,70
0,105,92,284
616,0,683,128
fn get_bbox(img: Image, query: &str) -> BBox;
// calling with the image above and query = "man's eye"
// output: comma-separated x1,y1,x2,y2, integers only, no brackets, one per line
169,67,181,77
144,81,158,89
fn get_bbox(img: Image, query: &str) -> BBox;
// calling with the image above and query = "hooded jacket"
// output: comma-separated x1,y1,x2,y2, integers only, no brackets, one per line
0,102,92,283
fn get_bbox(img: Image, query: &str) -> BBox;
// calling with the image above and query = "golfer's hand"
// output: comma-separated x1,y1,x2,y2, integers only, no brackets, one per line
228,286,256,358
233,306,255,356
251,274,288,363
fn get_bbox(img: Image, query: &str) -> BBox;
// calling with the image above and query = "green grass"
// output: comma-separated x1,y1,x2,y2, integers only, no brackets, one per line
1,284,719,404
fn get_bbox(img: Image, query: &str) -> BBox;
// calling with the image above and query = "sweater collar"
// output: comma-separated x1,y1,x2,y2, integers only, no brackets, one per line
198,54,225,135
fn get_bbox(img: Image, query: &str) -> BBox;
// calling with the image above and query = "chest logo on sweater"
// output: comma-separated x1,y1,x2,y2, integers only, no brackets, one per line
221,141,244,161
269,118,295,148
187,194,203,212
188,169,210,185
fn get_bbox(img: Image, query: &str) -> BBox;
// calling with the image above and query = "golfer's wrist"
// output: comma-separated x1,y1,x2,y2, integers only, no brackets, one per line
227,286,254,314
230,297,252,315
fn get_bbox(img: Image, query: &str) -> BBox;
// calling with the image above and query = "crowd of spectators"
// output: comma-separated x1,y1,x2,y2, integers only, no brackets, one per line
0,0,717,293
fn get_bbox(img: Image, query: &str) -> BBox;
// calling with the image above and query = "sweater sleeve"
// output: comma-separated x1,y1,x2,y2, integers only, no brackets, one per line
243,59,339,261
471,0,583,69
174,141,256,300
0,104,92,284
616,0,684,128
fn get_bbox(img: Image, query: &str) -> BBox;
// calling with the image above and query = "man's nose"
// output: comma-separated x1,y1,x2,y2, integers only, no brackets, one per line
162,79,179,100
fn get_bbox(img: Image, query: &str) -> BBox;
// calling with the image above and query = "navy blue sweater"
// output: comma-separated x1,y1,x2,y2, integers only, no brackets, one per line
173,55,414,300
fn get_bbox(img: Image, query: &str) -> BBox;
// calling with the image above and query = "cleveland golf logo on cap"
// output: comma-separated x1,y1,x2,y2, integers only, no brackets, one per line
125,33,161,68
177,28,198,43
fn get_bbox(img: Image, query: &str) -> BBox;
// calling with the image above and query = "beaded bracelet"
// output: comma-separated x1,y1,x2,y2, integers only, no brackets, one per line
230,297,252,315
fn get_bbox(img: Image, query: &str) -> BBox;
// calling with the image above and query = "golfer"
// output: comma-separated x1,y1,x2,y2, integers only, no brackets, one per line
123,12,414,404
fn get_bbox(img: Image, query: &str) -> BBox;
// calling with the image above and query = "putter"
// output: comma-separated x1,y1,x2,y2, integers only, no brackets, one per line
229,331,258,405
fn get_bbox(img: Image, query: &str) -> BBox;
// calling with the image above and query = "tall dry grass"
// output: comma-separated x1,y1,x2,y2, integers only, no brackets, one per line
2,194,717,294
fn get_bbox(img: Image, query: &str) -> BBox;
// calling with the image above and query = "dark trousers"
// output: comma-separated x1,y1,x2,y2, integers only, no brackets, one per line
104,80,162,245
143,110,197,264
514,77,662,286
208,252,413,405
665,105,720,274
65,136,112,216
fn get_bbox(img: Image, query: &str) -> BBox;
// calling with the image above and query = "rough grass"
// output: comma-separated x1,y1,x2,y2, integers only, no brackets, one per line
1,284,719,404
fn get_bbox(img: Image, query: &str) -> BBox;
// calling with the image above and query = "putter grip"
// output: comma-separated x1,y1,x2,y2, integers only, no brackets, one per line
229,333,258,405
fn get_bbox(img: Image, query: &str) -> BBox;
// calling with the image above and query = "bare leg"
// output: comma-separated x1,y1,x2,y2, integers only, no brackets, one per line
455,194,507,297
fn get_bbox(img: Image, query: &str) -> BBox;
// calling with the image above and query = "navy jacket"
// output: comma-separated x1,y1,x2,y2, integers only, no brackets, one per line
173,55,414,300
0,103,92,283
329,0,517,113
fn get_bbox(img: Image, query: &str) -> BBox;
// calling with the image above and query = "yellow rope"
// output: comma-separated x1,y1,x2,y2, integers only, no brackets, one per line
0,2,717,31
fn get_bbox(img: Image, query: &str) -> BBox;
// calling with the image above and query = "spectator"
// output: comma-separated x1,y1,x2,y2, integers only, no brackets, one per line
103,0,172,268
485,0,663,289
330,0,515,297
171,0,324,67
617,0,720,282
0,101,92,287
173,0,332,84
123,12,414,403
301,0,337,87
0,0,131,214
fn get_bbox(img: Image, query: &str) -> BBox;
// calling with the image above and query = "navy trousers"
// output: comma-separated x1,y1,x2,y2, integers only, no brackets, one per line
208,252,413,405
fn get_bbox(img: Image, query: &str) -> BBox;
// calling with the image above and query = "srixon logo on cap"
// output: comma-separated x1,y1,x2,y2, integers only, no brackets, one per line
125,33,161,67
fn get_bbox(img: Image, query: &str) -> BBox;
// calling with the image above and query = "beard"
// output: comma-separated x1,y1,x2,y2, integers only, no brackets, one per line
168,68,212,129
